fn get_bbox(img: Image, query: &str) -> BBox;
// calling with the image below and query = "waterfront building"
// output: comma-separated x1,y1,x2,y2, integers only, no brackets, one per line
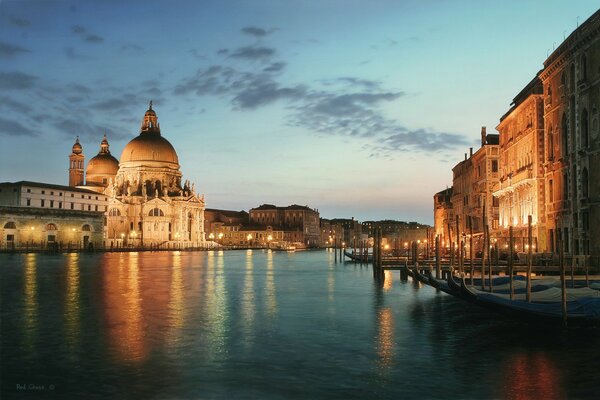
539,10,600,256
329,217,363,245
361,220,430,251
319,218,344,247
249,204,320,247
433,187,453,248
493,77,547,251
0,181,107,249
204,208,249,244
451,128,500,253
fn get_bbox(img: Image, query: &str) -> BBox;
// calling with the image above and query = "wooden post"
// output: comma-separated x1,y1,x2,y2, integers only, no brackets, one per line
509,225,514,300
487,223,492,293
559,233,567,326
334,237,337,263
481,199,487,290
527,215,533,303
435,235,441,279
448,222,453,271
469,216,474,285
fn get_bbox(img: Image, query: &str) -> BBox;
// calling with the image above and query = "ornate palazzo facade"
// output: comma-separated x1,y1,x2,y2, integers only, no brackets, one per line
70,103,206,248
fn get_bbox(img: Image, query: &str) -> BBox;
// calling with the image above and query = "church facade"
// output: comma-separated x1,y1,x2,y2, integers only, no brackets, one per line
71,102,206,249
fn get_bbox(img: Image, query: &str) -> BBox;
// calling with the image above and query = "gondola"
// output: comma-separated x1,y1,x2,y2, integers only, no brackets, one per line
460,280,600,326
343,250,372,263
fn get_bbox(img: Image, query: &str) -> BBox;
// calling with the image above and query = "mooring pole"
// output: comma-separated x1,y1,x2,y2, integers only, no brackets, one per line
559,233,567,327
487,223,492,293
334,237,337,264
469,216,474,285
435,235,441,279
527,215,533,303
509,225,514,300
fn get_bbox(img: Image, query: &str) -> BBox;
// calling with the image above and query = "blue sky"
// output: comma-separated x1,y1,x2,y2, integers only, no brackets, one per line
1,0,598,223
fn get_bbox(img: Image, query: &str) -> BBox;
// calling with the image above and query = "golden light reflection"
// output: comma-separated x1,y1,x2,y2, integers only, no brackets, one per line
23,253,38,350
377,307,394,370
501,353,563,400
383,270,393,291
166,251,185,349
64,253,81,350
327,260,335,302
242,249,255,338
204,249,228,358
265,249,277,317
103,252,145,362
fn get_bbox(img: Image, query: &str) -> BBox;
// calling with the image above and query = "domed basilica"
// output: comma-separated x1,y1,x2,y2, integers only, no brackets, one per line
69,102,206,248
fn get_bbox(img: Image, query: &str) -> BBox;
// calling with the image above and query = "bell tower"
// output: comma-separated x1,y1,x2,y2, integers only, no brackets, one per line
69,136,85,186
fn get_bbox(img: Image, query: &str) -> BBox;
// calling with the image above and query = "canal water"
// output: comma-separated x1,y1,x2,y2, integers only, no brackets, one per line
1,250,598,399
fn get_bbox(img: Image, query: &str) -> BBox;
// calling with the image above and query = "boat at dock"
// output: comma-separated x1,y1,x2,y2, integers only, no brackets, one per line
344,250,372,262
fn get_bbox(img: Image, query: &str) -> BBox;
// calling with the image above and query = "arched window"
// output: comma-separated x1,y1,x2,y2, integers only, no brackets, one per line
149,208,164,217
46,223,57,230
547,125,554,161
581,108,589,148
561,113,568,157
581,54,587,81
3,221,16,229
570,63,575,90
109,208,121,216
82,224,91,231
582,168,589,198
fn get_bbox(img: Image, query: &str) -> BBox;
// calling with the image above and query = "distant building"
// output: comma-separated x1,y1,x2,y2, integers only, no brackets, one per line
361,220,430,249
329,217,362,245
451,128,500,252
249,204,320,247
433,187,453,247
204,208,249,243
0,181,107,249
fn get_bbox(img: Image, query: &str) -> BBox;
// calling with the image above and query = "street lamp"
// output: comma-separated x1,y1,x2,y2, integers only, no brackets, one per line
267,234,272,249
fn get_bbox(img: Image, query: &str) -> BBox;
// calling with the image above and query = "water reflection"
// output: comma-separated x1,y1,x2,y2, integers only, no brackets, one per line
502,353,563,400
265,250,277,317
103,252,145,362
22,253,38,352
205,250,228,358
242,250,255,343
166,252,185,350
383,270,393,291
64,253,80,352
376,307,394,370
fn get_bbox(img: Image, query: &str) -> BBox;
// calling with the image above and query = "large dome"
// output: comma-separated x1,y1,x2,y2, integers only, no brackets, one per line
120,133,179,165
119,102,179,166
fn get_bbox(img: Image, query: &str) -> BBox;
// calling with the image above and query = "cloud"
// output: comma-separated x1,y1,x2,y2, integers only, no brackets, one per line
0,71,38,90
120,43,144,54
321,77,381,90
64,47,90,60
216,48,229,55
0,41,31,58
71,25,86,34
85,34,104,43
263,62,286,73
241,26,276,37
9,16,31,28
377,129,470,152
230,45,276,61
233,78,306,109
71,25,104,44
0,117,37,137
0,97,33,114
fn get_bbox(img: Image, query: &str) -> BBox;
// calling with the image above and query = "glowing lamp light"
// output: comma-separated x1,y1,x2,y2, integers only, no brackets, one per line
384,244,390,250
30,226,35,230
209,233,215,239
218,233,223,239
267,235,273,241
247,234,253,240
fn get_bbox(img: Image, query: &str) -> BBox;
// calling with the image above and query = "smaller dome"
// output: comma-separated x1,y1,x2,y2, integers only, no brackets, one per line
87,153,119,176
72,137,82,154
86,135,119,185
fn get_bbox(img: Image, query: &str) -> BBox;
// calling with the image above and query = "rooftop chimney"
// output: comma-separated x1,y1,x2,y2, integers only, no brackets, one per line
481,126,487,146
469,147,473,157
464,153,467,161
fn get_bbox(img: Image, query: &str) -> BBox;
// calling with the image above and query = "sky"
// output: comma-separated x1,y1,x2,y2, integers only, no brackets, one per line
0,0,598,223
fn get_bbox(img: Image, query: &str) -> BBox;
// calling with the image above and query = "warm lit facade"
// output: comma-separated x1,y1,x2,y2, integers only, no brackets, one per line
249,204,320,247
450,128,499,251
433,187,453,246
539,10,600,255
0,181,107,249
69,103,206,249
493,77,547,251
